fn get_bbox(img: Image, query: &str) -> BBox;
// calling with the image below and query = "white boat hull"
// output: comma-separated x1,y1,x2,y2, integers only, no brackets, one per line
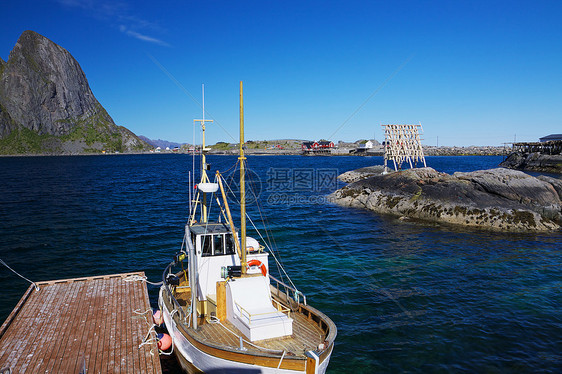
158,288,331,374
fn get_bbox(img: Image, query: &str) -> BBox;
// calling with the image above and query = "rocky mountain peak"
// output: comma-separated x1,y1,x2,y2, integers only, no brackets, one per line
3,30,97,136
0,30,149,154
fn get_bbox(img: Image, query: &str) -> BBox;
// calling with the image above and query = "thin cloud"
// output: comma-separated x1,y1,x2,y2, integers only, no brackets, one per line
57,0,126,21
57,0,169,47
119,25,170,47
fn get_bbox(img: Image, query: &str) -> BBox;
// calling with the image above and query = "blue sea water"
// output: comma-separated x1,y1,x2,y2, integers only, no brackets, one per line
1,154,561,373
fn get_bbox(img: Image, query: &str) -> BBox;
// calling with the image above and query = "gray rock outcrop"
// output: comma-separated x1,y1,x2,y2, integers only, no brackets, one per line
337,165,387,183
500,152,562,174
0,30,150,154
331,167,562,232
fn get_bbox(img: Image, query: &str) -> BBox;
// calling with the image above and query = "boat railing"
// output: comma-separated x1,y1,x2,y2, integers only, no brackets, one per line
234,300,291,324
269,275,307,307
272,299,292,317
163,261,186,320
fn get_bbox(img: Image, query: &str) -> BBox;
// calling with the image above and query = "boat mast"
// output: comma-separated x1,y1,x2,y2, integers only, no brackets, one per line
194,84,213,223
239,81,247,274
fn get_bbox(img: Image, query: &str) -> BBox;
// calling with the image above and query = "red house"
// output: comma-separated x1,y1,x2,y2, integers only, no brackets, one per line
301,141,334,153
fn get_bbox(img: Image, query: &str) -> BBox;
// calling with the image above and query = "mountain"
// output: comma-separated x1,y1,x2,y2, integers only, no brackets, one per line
138,136,186,149
0,30,150,154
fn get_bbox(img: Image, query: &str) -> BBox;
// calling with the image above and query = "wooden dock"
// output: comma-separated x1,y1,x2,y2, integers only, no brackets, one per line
0,272,162,374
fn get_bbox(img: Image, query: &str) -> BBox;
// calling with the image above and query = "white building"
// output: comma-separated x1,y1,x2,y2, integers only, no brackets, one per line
359,140,374,149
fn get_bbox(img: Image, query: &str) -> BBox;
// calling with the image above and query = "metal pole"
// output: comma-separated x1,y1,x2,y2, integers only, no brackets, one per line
187,225,198,329
239,81,247,274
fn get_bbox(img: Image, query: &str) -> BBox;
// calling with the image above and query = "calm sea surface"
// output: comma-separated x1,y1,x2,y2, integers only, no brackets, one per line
1,155,561,373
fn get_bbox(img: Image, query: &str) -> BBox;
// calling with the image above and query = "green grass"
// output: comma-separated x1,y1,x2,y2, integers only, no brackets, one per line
211,141,231,150
0,126,59,154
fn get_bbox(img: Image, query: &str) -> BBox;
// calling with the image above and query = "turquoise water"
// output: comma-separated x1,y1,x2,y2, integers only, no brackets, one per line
1,155,561,373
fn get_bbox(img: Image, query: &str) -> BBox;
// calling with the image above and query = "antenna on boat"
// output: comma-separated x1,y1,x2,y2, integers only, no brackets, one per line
239,81,247,274
188,171,192,219
194,84,214,222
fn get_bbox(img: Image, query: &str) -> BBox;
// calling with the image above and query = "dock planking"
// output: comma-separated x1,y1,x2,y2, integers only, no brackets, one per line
0,272,162,374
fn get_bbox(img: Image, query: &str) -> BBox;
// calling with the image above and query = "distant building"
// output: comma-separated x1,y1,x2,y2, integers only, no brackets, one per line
316,141,334,150
301,140,334,153
540,134,562,142
301,141,315,152
359,140,374,149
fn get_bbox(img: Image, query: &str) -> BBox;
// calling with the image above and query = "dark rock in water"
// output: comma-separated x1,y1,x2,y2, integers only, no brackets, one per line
500,152,562,174
331,167,562,232
0,30,150,154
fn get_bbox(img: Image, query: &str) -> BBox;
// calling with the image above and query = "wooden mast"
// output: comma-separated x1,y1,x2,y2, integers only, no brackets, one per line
239,81,247,274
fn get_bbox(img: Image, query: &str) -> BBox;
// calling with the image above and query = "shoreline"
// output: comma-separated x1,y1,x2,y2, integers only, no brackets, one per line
0,147,510,158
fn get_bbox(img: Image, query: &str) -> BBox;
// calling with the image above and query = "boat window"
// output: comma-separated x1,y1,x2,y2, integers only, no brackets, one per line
201,235,212,257
225,234,236,255
213,235,223,255
200,233,236,257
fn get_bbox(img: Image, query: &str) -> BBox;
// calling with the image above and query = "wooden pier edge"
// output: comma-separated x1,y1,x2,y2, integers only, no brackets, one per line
0,284,35,339
0,271,163,373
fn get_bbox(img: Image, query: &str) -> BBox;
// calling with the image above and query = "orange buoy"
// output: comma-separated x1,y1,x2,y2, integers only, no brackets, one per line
153,310,163,326
157,333,172,351
247,259,267,277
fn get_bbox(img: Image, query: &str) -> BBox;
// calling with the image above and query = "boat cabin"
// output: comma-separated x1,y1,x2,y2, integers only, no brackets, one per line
188,221,290,341
190,222,237,257
190,222,240,303
189,222,271,298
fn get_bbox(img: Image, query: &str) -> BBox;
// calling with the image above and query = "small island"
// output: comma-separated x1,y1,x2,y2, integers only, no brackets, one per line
331,166,562,232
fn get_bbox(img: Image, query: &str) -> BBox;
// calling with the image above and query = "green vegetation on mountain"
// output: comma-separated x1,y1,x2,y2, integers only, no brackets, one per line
0,127,59,154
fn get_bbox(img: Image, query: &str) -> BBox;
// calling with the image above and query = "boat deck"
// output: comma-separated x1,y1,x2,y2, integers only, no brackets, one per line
196,313,324,355
174,287,325,356
0,272,162,374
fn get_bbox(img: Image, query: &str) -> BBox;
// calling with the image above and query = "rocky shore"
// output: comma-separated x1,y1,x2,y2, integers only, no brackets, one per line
332,167,562,232
500,152,562,174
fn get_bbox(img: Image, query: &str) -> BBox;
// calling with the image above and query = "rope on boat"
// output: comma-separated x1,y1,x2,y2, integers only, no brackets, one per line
208,316,284,354
139,325,158,349
245,213,299,292
221,176,300,293
241,164,290,284
122,274,163,286
138,315,176,356
0,258,39,291
277,350,286,369
199,162,301,300
133,308,153,315
133,308,155,327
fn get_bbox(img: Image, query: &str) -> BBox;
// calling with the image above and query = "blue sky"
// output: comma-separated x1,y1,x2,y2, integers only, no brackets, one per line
1,0,561,146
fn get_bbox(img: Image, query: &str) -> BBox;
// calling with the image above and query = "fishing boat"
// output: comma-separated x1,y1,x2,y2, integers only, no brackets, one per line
158,82,336,373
